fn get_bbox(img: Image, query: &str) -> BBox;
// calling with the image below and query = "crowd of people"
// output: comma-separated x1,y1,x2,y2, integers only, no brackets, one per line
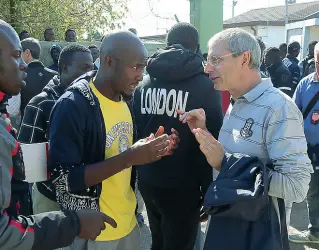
0,18,319,250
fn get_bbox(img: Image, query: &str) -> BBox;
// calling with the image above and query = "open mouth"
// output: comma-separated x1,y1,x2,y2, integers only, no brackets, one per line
210,76,219,81
130,83,138,90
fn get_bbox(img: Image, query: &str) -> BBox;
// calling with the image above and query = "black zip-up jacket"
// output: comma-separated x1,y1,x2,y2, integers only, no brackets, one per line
48,71,136,211
18,75,66,201
133,44,223,194
21,61,57,116
266,62,294,97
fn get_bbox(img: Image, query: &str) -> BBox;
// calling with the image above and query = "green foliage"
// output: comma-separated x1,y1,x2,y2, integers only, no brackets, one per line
0,0,128,41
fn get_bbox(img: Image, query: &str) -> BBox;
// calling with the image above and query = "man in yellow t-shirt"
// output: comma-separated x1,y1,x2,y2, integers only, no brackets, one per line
91,81,137,242
49,31,179,250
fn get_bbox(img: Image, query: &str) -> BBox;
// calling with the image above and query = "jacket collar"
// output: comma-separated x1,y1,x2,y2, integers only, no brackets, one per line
67,71,97,106
286,55,299,63
27,60,45,68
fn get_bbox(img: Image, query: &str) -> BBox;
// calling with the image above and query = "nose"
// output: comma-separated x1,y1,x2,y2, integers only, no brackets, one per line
204,63,215,74
137,71,144,82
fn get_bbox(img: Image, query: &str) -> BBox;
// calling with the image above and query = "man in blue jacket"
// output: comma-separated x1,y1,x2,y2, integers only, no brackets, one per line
283,41,301,86
289,42,319,244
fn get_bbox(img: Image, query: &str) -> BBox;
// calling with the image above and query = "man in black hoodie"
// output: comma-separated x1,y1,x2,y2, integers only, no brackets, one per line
133,22,223,250
18,45,95,214
264,47,294,97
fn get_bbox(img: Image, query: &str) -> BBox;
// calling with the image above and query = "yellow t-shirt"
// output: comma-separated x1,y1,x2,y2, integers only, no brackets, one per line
90,81,136,241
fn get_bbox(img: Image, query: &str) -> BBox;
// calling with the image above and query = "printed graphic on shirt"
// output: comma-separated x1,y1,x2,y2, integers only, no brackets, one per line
140,88,189,117
105,122,133,149
240,118,254,138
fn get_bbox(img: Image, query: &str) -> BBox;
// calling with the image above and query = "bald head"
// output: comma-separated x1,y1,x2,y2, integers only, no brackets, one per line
100,31,148,65
95,31,148,98
0,20,19,45
0,20,27,96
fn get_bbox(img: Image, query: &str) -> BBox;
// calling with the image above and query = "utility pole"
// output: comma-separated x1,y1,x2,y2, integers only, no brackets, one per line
232,0,238,18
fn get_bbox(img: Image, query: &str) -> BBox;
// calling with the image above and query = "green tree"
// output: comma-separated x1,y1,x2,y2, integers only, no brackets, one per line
0,0,128,41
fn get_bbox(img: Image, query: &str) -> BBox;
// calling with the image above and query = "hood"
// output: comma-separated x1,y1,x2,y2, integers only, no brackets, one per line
146,44,205,82
42,75,65,99
266,62,283,75
68,71,97,106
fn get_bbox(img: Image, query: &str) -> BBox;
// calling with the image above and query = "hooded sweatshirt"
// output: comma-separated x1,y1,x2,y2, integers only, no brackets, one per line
133,44,223,193
18,75,66,201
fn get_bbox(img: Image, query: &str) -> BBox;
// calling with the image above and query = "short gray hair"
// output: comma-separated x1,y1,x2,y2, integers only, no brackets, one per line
209,28,261,70
21,37,41,59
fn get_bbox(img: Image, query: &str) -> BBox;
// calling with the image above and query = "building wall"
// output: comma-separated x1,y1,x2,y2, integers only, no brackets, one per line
257,26,285,47
309,26,319,42
223,25,285,48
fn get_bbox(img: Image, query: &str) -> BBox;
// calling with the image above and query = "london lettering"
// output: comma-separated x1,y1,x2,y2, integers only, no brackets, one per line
140,88,189,118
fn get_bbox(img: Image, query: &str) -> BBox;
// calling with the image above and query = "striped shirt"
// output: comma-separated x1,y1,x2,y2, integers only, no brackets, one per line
218,78,312,203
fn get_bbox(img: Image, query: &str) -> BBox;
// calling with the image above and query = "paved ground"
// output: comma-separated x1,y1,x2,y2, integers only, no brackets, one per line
289,202,319,250
139,198,319,250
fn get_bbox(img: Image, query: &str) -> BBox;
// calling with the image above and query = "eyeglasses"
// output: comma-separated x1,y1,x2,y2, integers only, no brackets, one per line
203,52,241,67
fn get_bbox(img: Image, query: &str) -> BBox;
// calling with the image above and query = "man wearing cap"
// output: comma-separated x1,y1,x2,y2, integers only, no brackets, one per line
49,44,62,72
283,41,301,88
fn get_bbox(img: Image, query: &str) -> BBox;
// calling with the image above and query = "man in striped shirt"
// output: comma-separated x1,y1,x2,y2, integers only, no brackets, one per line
178,28,313,249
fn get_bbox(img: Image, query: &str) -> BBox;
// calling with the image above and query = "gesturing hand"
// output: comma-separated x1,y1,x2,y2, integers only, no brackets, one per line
176,109,207,132
130,133,171,166
192,128,224,171
76,210,117,241
152,126,180,156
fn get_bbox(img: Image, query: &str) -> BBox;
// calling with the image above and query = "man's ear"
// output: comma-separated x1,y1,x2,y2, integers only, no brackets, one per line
62,63,68,74
242,51,251,67
103,55,113,68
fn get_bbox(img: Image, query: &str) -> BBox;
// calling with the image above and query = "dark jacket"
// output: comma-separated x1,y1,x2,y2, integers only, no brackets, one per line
133,45,223,194
0,112,81,250
204,153,289,250
21,61,57,116
48,71,137,211
282,55,301,86
266,62,294,97
49,64,59,72
299,55,314,77
49,71,104,211
18,75,66,201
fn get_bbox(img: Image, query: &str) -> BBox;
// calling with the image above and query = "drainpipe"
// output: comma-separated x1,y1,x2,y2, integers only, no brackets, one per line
250,26,257,36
